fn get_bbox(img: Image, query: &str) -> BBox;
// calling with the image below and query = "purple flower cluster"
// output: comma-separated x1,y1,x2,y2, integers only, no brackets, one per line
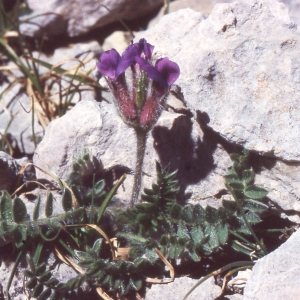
97,38,180,129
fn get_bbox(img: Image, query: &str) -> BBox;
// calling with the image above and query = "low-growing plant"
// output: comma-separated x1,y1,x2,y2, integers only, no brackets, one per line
0,151,294,299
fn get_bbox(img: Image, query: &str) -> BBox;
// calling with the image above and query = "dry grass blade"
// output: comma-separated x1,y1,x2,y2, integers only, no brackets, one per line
25,79,49,129
145,248,174,284
0,132,13,156
82,224,117,260
12,162,79,208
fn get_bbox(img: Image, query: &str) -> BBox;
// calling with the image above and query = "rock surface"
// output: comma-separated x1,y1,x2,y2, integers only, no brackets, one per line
150,0,300,27
20,0,164,37
137,0,300,162
145,276,221,300
243,228,300,300
0,82,44,155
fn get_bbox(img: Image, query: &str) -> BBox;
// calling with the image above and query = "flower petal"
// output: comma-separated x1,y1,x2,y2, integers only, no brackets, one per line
155,58,180,87
135,56,167,88
138,38,154,60
116,44,139,78
97,49,120,79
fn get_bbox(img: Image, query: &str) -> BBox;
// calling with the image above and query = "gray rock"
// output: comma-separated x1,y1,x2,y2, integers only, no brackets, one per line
20,0,164,37
243,228,300,300
0,82,44,155
137,0,300,162
150,0,300,27
145,276,221,300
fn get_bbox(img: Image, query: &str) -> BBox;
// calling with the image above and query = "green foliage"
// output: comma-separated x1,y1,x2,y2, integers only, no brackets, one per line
0,151,271,298
25,254,87,300
118,152,269,263
67,151,107,209
118,161,178,235
75,238,147,295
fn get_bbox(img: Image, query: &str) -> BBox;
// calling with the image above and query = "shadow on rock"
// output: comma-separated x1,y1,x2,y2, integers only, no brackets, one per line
152,112,216,204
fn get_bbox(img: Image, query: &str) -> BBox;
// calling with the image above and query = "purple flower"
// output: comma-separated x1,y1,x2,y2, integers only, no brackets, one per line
97,38,180,129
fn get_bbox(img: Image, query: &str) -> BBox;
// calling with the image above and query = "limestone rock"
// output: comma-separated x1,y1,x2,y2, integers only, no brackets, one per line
145,276,221,300
137,0,300,162
243,228,300,300
150,0,300,27
20,0,164,37
0,82,44,155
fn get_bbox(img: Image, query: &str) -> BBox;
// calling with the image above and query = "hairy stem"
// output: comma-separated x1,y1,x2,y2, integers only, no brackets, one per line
130,128,147,207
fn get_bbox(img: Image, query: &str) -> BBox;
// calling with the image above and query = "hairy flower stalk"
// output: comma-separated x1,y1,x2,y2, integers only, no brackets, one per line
97,39,180,207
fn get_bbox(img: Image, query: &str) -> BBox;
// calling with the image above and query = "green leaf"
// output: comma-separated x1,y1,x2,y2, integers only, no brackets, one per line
224,174,240,184
177,221,189,239
174,244,185,258
230,240,254,256
244,199,268,213
12,197,27,223
130,278,142,291
74,250,92,261
94,180,105,194
180,205,194,224
120,279,130,295
109,278,121,291
38,288,52,300
36,263,46,276
62,188,73,212
33,195,41,221
92,238,103,254
0,191,12,221
245,211,261,223
13,226,27,248
26,255,36,273
205,224,219,249
159,235,170,246
168,245,176,259
205,206,218,224
44,277,59,287
190,225,204,244
217,206,233,220
222,199,237,212
24,269,35,278
39,271,52,282
244,185,268,199
72,162,81,172
188,250,201,262
216,222,229,245
230,153,241,163
45,192,53,217
26,277,38,289
228,182,244,191
193,204,205,223
242,169,254,185
169,203,182,220
155,161,162,175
